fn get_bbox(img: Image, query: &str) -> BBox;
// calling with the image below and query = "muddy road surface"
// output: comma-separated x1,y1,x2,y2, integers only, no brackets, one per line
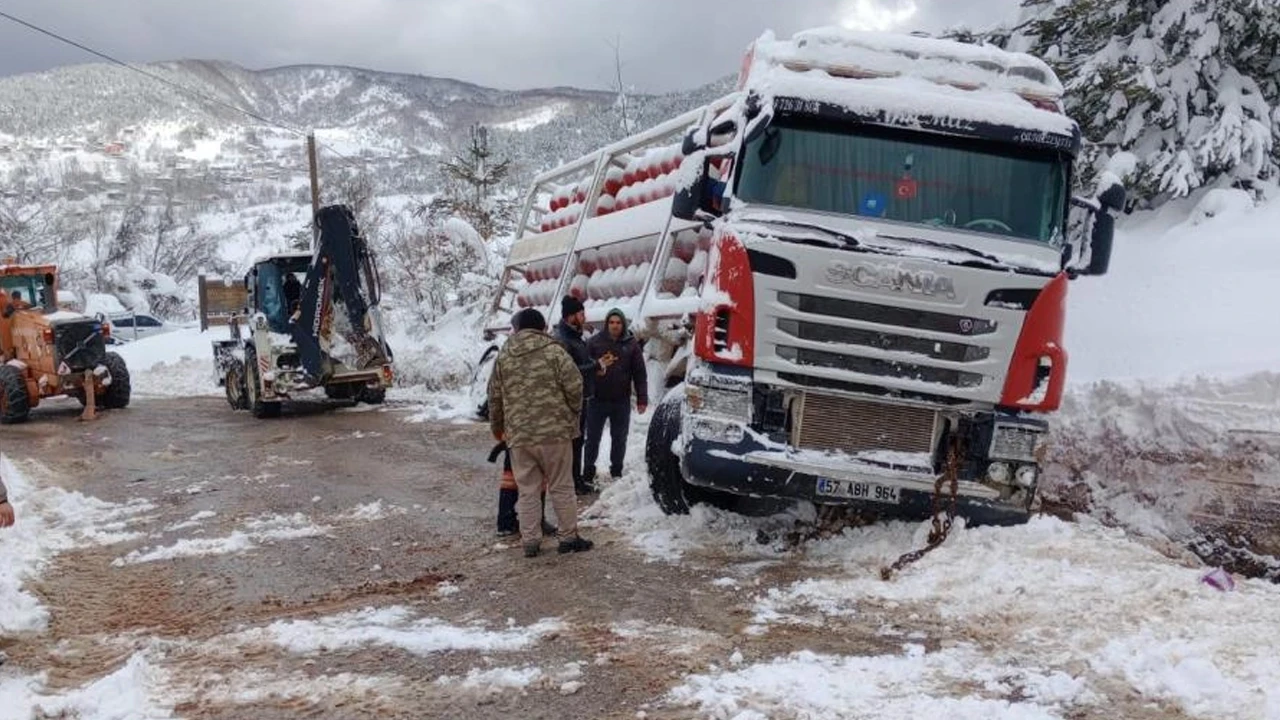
2,397,1197,719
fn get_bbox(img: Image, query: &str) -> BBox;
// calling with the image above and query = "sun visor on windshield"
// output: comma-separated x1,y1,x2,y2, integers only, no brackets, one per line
770,96,1082,155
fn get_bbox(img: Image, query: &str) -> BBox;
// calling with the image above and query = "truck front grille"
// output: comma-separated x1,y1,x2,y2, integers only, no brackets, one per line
778,345,984,388
795,393,938,455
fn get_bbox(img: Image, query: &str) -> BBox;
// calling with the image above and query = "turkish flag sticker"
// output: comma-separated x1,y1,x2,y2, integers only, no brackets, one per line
895,177,918,200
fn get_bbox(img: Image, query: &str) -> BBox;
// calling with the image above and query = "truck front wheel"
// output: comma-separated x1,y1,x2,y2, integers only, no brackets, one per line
646,394,712,515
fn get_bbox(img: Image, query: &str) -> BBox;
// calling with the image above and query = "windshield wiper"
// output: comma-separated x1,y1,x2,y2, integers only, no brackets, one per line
874,232,1006,267
741,217,862,248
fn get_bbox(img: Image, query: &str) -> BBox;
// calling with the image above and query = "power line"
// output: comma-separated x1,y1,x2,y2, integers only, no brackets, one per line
0,9,363,168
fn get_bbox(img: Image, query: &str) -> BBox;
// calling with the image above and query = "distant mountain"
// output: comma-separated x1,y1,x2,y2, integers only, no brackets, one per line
0,58,732,194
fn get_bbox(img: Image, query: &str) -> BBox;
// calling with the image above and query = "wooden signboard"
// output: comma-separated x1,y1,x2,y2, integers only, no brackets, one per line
197,274,247,331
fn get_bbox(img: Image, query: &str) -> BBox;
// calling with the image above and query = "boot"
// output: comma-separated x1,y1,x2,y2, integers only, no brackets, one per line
523,542,540,558
557,535,594,554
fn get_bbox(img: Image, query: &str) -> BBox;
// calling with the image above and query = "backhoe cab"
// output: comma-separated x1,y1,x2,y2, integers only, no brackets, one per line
0,260,130,423
213,204,394,418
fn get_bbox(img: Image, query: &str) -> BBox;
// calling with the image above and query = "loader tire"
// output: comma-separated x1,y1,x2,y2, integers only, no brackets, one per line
101,353,131,409
224,358,248,410
0,365,31,424
244,346,281,419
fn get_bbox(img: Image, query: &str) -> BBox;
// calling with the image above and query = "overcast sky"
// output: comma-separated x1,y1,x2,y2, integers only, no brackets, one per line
0,1,1023,92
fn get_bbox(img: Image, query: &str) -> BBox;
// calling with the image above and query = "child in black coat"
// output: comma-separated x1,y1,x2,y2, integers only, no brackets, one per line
488,442,556,538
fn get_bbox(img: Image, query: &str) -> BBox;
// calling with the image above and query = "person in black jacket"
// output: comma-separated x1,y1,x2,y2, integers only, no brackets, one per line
554,295,602,494
584,308,648,483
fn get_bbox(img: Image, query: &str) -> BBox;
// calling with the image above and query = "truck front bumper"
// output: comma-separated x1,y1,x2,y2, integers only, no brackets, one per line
681,434,1033,527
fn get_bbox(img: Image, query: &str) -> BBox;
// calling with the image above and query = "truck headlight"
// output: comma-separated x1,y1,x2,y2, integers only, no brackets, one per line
989,423,1043,463
691,418,745,444
1015,465,1038,488
686,385,750,420
986,462,1011,484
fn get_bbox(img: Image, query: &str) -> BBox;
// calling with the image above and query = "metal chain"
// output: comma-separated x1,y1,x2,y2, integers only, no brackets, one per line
880,434,963,580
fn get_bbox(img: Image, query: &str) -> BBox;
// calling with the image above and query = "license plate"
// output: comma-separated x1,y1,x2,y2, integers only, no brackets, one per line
815,478,901,504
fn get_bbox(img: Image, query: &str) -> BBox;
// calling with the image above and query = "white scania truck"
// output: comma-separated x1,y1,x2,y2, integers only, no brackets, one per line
479,28,1124,525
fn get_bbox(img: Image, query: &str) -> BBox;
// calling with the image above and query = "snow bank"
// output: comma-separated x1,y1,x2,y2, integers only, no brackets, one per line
0,454,153,634
1066,191,1280,384
113,326,228,398
733,516,1280,719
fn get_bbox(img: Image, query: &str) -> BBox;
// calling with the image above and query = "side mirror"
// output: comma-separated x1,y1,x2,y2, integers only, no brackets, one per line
1097,180,1125,213
1086,211,1115,276
1068,179,1126,277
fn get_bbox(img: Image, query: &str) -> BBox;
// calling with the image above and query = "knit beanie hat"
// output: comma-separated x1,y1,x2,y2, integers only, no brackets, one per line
560,295,585,318
511,307,547,332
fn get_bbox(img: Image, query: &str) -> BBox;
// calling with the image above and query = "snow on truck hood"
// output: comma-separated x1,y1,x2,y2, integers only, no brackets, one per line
731,208,1065,275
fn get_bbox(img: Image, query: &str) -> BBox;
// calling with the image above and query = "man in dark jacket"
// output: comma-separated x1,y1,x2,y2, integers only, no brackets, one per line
487,308,593,558
554,295,601,495
584,308,648,482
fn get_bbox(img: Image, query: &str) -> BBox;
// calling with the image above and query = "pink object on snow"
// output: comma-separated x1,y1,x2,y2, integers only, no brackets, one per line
1200,567,1236,592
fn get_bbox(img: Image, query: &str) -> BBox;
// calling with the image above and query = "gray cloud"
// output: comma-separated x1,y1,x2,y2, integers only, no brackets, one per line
0,0,1024,92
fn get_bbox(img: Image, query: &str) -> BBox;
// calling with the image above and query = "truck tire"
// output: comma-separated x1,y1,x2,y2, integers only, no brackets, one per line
646,395,701,515
244,346,281,419
224,358,248,410
100,352,131,409
324,383,356,401
0,365,31,424
357,385,386,405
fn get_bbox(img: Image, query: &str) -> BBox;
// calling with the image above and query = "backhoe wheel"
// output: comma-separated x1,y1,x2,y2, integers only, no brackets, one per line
100,352,131,409
357,385,386,405
224,358,248,410
243,346,281,419
0,365,31,424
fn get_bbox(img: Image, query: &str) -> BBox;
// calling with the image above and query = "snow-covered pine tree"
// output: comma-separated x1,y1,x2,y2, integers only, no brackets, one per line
437,125,516,238
1005,0,1280,205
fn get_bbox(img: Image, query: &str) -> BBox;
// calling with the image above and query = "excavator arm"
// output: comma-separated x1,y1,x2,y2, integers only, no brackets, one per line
292,204,391,382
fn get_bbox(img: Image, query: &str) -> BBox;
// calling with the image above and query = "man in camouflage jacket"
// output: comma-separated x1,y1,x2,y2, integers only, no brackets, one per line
487,308,593,558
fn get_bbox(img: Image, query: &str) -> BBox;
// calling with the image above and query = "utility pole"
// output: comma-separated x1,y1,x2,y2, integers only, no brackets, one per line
307,133,321,248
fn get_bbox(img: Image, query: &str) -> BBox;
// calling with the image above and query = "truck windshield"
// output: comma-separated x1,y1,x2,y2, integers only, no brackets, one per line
736,119,1070,244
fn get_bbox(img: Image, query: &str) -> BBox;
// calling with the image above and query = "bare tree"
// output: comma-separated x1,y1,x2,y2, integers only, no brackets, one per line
607,35,635,136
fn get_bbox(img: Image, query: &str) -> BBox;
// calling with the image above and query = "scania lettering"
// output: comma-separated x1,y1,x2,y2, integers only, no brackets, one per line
479,28,1124,526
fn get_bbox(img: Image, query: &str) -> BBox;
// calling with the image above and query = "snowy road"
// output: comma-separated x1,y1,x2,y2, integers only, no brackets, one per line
2,397,1277,719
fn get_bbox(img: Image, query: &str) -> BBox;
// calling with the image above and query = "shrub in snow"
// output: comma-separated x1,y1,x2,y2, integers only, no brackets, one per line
379,213,498,325
1186,187,1255,225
